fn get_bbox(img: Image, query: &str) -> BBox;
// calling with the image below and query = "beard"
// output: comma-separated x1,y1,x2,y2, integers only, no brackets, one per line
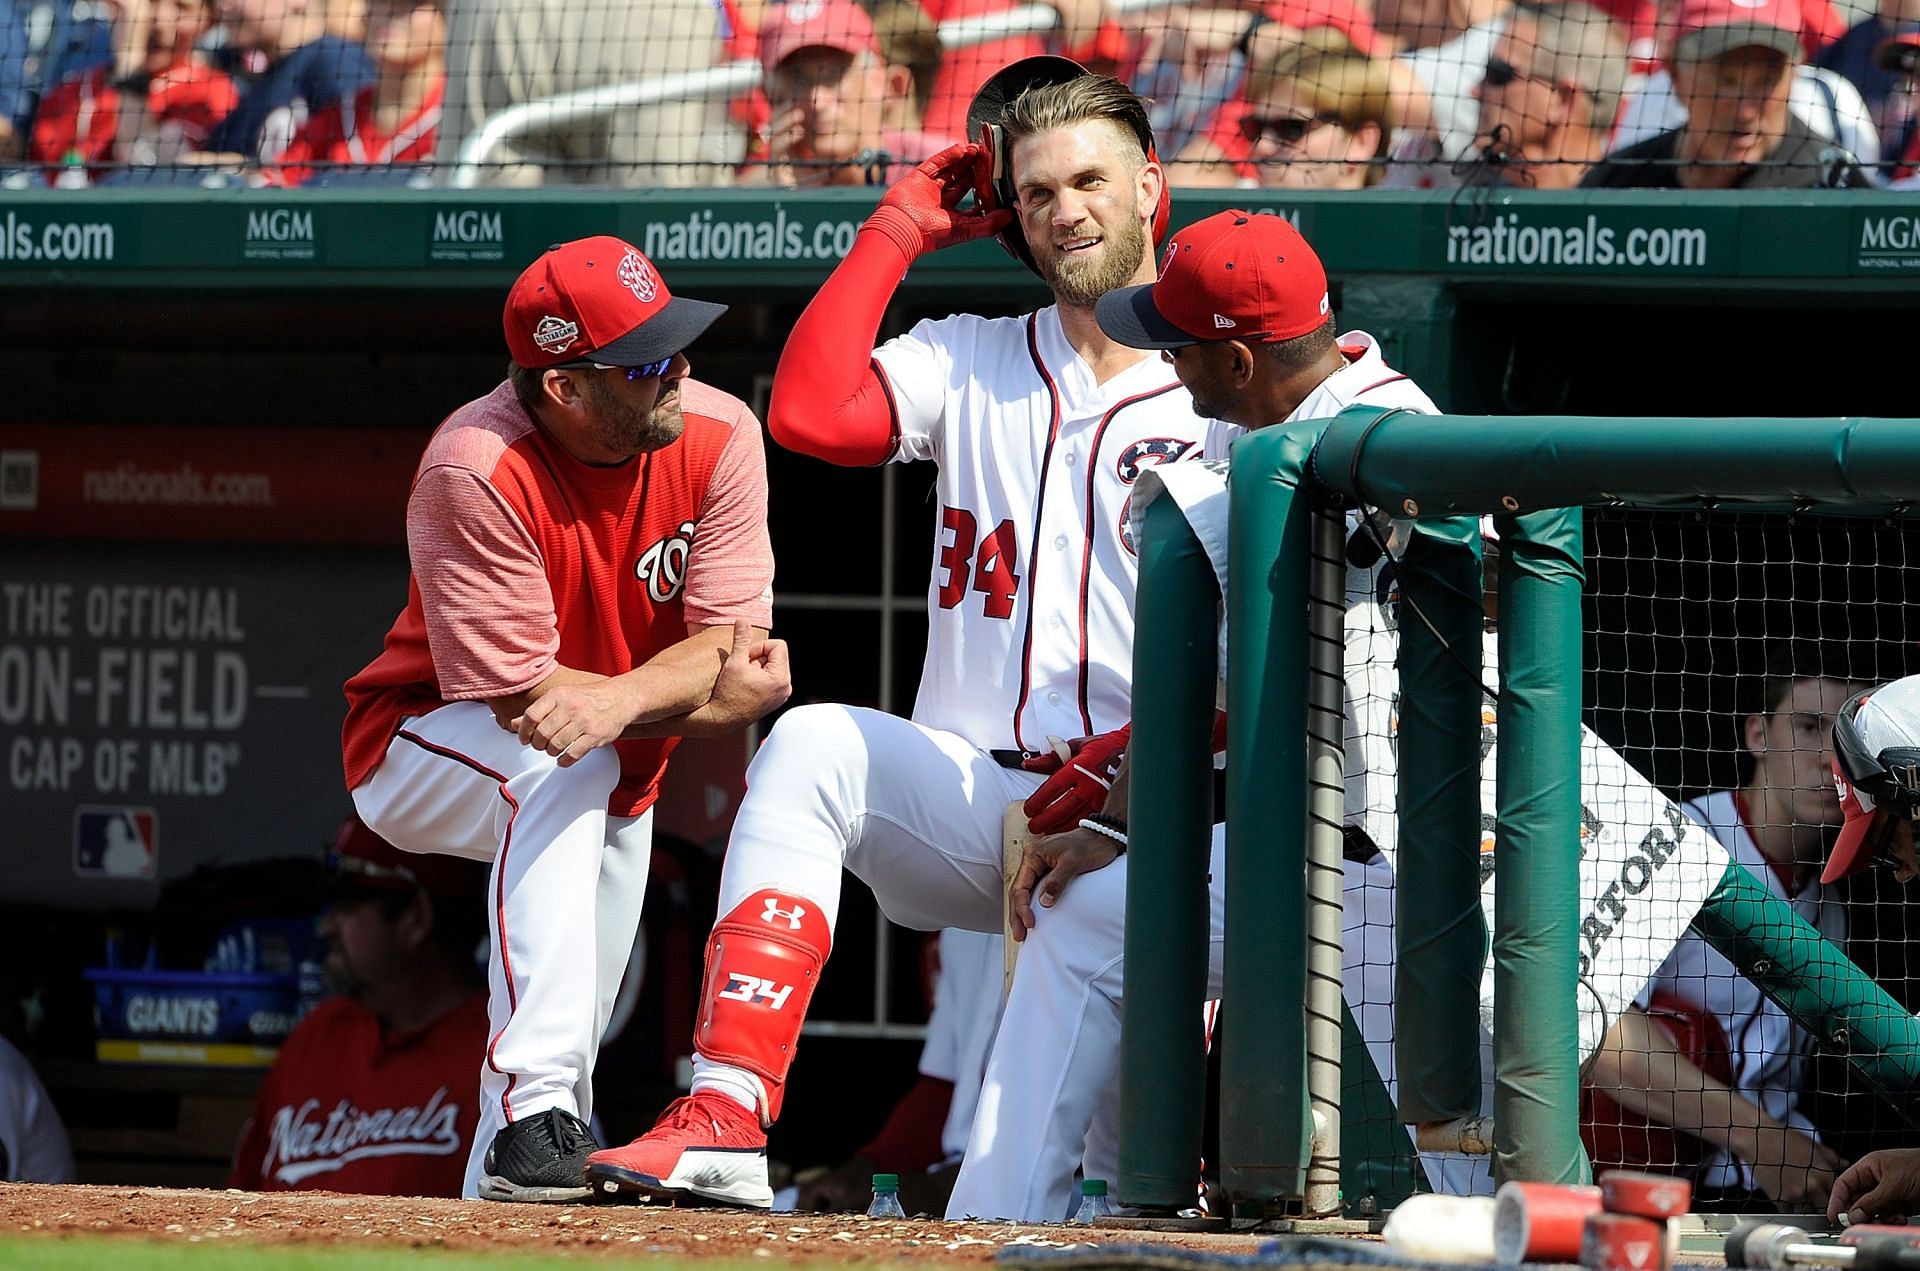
1034,208,1149,310
585,374,687,457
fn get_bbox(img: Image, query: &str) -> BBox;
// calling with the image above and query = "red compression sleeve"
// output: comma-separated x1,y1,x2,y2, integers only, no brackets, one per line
857,1074,956,1174
766,213,920,467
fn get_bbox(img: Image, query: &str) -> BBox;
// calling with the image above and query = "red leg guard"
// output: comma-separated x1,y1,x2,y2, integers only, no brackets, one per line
694,890,832,1123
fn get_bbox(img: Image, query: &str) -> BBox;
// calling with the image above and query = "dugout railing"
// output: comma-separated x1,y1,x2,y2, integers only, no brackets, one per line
1124,411,1920,1220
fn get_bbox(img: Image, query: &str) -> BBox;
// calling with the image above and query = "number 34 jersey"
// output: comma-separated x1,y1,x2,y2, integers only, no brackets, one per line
872,305,1208,754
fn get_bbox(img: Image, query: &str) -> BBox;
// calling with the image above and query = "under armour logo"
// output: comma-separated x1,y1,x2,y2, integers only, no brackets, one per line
1212,314,1235,329
762,898,806,930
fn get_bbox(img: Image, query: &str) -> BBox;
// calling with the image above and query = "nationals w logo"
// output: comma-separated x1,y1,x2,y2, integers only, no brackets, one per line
635,520,697,603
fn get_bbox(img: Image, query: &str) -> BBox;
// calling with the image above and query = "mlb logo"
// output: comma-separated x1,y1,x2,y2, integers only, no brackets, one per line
74,806,159,880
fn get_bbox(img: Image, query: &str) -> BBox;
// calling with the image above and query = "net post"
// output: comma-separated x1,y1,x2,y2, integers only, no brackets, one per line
1492,507,1591,1185
1119,495,1222,1211
1220,422,1325,1207
1305,492,1347,1217
1393,517,1488,1128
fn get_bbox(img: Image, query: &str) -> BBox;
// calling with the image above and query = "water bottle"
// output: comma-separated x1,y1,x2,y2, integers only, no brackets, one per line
865,1172,906,1219
1073,1178,1114,1223
54,150,90,190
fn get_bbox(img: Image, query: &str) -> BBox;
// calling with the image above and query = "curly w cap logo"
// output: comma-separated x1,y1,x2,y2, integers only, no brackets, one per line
1158,241,1179,279
533,315,580,354
619,250,657,302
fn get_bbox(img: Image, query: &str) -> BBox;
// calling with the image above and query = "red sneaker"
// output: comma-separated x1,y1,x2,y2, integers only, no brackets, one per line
585,1091,772,1208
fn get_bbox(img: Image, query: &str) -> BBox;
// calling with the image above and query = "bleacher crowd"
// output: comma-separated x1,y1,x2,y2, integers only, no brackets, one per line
1,0,1916,188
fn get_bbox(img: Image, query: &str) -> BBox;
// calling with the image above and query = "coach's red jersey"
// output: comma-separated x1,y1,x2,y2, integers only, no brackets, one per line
229,994,488,1196
342,378,774,816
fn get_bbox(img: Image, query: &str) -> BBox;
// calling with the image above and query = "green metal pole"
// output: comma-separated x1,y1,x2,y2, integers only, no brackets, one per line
1119,496,1222,1211
1692,861,1920,1112
1221,422,1324,1206
1392,517,1487,1125
1491,508,1590,1185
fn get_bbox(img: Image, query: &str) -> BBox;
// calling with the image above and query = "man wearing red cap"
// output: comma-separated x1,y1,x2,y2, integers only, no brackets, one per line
1821,675,1920,1224
230,817,490,1197
1584,0,1874,186
586,64,1205,1212
931,211,1446,1222
742,0,957,187
341,236,790,1202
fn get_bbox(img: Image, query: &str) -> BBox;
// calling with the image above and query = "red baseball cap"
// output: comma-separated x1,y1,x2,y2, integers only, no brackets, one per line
1670,0,1802,63
1267,0,1381,57
758,0,878,73
327,816,487,901
1095,210,1330,350
503,236,727,370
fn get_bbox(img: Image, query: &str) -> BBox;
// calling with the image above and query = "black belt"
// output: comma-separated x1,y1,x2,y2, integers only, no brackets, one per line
991,749,1040,769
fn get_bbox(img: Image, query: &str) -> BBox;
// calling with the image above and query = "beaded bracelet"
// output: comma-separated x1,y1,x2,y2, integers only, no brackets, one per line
1077,815,1129,850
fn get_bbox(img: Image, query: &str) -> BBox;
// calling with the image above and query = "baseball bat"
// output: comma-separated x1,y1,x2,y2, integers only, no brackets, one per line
1728,1223,1920,1271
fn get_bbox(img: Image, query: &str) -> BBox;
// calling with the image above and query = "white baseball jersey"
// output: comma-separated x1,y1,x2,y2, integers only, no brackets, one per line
1641,789,1846,1193
873,306,1208,752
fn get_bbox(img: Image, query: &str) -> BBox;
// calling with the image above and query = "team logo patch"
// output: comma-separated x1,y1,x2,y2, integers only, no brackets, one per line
635,519,696,603
1116,437,1197,484
74,806,158,879
618,250,657,302
533,315,580,355
1158,241,1179,279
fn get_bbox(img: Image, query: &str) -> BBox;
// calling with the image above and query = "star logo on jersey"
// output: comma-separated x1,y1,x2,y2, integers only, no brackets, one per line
618,250,658,303
533,315,581,354
1116,437,1197,484
762,898,807,930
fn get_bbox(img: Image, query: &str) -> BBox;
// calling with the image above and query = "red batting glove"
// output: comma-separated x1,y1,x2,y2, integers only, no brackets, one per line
1021,723,1131,836
863,142,1012,262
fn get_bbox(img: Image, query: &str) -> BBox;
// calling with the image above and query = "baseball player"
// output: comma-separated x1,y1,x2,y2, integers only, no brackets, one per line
1822,674,1920,1223
340,236,789,1202
944,210,1449,1222
582,62,1206,1209
1585,656,1854,1209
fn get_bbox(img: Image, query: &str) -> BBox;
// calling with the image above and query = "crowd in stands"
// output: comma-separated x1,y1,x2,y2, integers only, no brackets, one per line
2,0,1917,187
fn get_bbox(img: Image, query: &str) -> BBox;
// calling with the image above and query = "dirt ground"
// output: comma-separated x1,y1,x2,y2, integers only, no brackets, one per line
0,1184,1279,1261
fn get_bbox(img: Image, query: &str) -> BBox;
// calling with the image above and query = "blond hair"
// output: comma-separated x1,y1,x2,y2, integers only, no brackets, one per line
1001,73,1153,167
1248,28,1396,159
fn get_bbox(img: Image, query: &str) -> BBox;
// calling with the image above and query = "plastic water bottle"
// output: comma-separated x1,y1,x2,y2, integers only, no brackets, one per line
866,1173,906,1219
1073,1178,1114,1223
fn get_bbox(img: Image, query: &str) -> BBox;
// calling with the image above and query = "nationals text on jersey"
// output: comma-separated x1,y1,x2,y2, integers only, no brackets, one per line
259,1087,464,1185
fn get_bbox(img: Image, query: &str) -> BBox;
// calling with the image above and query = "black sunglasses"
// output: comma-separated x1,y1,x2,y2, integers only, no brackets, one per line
1240,110,1343,147
1483,55,1590,96
553,355,676,381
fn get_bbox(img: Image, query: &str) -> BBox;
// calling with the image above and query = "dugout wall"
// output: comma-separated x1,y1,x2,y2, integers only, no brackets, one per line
5,185,1920,1189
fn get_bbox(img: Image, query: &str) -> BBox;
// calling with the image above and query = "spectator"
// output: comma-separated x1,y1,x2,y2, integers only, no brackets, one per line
1583,0,1875,186
1,0,115,159
1175,30,1395,188
742,0,955,187
0,1034,74,1183
920,0,1116,142
1819,675,1920,1226
1878,29,1920,178
229,817,489,1197
1815,0,1920,162
28,0,238,180
191,0,375,169
1378,0,1513,183
268,0,442,184
1585,657,1857,1210
1135,0,1382,166
433,0,736,186
1467,0,1627,187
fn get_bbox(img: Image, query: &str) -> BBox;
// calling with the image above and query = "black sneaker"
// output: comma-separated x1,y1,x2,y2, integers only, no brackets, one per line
477,1108,598,1203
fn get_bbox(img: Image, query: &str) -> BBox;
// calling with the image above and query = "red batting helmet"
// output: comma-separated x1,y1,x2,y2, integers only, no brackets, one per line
964,56,1173,278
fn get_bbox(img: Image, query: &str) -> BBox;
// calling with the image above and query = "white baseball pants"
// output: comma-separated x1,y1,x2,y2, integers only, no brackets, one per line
350,702,653,1198
689,704,1043,1104
947,848,1494,1222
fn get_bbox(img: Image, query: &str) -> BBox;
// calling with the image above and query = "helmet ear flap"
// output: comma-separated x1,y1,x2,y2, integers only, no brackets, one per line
971,119,1038,273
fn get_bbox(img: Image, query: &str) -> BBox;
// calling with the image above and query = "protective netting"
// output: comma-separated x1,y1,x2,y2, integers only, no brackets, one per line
3,0,1914,189
1340,507,1920,1212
